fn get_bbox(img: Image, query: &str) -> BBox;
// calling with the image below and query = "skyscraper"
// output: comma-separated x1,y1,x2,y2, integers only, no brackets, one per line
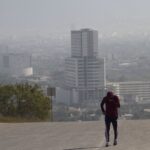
65,29,106,105
71,28,98,58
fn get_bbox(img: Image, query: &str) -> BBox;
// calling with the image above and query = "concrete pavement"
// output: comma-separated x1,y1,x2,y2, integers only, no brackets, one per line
0,120,150,150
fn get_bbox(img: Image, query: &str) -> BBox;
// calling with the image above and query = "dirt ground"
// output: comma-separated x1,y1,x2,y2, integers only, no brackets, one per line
0,120,149,150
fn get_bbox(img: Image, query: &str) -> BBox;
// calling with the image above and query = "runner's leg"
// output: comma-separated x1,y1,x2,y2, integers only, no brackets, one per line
105,116,111,142
112,118,118,142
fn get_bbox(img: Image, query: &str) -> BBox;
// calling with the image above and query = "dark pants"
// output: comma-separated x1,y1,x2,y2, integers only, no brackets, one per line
105,115,118,142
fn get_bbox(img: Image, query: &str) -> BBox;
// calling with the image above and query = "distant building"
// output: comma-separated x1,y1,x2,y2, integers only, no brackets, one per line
0,53,33,77
107,81,150,104
65,29,106,105
55,87,72,104
71,28,98,58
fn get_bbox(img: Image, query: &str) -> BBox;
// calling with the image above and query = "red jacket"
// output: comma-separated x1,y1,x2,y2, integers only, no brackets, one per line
101,94,120,118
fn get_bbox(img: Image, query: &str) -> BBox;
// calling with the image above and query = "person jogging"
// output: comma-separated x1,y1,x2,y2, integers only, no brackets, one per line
100,91,120,147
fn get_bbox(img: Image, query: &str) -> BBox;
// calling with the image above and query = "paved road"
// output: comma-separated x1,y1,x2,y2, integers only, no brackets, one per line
0,120,150,150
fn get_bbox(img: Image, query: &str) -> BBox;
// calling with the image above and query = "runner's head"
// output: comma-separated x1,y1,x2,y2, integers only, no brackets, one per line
107,91,114,98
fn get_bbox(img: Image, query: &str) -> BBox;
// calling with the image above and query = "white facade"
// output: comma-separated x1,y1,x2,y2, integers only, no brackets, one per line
107,81,150,104
23,67,33,77
65,57,105,90
65,29,106,105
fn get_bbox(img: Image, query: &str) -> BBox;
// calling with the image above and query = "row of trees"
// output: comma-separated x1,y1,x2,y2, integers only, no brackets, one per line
0,83,51,121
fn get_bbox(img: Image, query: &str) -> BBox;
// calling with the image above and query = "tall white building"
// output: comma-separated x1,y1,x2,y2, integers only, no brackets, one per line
65,29,106,105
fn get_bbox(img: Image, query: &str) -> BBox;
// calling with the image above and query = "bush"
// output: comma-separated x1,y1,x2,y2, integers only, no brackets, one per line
0,83,51,121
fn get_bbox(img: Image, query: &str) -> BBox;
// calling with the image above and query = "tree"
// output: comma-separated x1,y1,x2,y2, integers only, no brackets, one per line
0,84,51,121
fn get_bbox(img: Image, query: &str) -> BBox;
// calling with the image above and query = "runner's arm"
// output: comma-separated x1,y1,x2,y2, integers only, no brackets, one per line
100,98,106,114
115,96,120,108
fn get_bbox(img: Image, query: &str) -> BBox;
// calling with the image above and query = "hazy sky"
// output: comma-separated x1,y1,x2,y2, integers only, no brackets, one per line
1,0,150,37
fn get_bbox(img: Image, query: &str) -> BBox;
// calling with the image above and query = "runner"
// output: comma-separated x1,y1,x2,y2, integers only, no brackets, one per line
100,91,120,147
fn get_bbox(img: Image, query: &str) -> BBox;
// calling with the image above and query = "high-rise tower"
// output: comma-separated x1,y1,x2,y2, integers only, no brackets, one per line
65,29,106,105
71,29,98,58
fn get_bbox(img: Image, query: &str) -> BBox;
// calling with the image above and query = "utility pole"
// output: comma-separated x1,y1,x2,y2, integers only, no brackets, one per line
47,87,56,121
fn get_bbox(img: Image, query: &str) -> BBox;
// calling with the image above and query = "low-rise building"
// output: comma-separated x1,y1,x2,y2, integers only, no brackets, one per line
107,81,150,104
